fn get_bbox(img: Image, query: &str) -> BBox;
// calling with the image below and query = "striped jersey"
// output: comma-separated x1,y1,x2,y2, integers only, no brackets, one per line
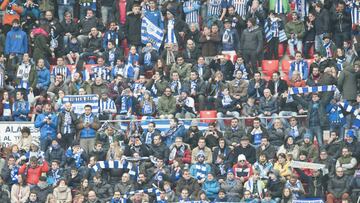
207,0,226,16
51,65,71,79
229,0,249,17
165,19,177,44
91,66,111,81
99,98,117,113
183,0,201,24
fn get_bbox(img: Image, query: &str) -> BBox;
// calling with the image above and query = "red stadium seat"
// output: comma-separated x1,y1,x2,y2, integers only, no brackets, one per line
281,60,294,75
200,110,217,123
278,43,285,58
262,60,279,75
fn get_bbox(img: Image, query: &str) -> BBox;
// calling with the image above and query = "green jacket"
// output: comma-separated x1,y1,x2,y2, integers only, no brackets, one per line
285,20,305,39
170,63,192,81
269,0,290,14
68,80,92,95
145,79,169,97
157,95,177,116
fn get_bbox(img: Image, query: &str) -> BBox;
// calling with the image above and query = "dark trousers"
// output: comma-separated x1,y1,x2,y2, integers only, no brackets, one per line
268,37,279,60
334,32,351,48
243,50,258,75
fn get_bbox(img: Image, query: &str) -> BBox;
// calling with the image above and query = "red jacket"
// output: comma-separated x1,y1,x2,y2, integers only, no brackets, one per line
19,161,49,185
233,161,253,182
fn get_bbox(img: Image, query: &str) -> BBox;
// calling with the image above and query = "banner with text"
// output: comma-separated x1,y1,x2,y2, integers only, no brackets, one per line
63,94,99,115
0,122,40,147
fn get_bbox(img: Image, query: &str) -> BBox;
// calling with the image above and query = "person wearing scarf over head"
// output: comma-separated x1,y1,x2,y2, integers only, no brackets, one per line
320,34,337,59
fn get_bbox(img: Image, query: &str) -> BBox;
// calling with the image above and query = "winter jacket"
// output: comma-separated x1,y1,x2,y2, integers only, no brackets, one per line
170,62,192,81
31,183,52,203
336,155,358,175
45,146,66,167
191,146,213,164
223,127,246,146
199,32,221,57
175,177,201,197
258,96,278,114
168,144,192,164
114,181,133,196
209,59,235,81
68,80,92,95
233,161,253,182
76,113,100,139
285,20,305,39
34,112,58,140
60,20,79,36
240,25,263,53
247,79,266,99
157,95,177,115
18,161,49,185
125,13,141,45
53,186,72,203
57,110,78,135
337,65,360,101
315,9,330,35
33,34,52,63
330,9,352,34
299,142,319,161
84,32,103,52
11,184,30,203
228,79,249,99
216,95,239,114
92,181,113,202
202,179,220,200
230,144,257,164
327,175,350,198
5,27,28,55
36,67,50,88
79,16,104,35
220,178,243,202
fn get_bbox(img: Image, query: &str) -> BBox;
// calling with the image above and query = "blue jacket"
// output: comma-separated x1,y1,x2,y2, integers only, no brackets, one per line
5,27,28,55
164,124,186,147
202,179,220,199
37,68,50,88
12,100,30,120
326,103,346,126
78,113,100,138
34,113,58,139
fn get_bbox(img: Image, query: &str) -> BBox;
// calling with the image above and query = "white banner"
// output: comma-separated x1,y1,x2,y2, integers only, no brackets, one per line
62,94,99,115
290,161,325,170
0,122,40,147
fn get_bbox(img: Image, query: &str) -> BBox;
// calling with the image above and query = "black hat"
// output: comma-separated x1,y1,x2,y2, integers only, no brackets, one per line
167,7,177,16
223,18,231,24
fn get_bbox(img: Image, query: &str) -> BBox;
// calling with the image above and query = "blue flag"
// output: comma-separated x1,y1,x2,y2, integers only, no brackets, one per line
141,16,164,50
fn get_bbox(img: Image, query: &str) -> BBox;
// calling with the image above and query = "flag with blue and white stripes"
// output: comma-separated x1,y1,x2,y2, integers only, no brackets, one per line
62,94,99,115
141,16,164,51
289,85,337,95
120,119,209,131
92,160,133,172
339,100,360,128
264,19,287,43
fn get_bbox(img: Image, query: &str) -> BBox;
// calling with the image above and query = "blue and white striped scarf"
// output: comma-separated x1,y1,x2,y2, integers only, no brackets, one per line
289,85,337,95
339,100,360,128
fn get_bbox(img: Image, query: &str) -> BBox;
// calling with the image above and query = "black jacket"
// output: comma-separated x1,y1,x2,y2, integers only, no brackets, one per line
125,13,142,45
267,79,288,96
60,20,79,36
240,25,263,53
315,8,330,35
45,147,66,167
330,9,352,34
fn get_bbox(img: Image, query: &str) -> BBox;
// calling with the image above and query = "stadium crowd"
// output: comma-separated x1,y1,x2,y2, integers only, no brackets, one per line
0,0,360,202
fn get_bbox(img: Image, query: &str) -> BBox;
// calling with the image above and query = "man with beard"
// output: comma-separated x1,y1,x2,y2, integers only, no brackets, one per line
149,135,170,163
57,102,78,149
68,72,92,95
219,169,243,202
176,170,200,198
158,87,177,119
189,151,212,183
48,74,69,97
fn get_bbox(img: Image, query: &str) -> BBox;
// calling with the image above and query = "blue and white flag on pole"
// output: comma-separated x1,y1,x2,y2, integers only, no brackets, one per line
289,85,337,95
141,16,164,50
62,94,99,115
